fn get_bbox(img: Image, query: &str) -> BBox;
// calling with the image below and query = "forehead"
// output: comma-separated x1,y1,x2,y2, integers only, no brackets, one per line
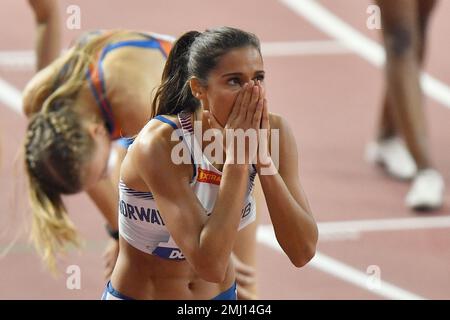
211,46,263,76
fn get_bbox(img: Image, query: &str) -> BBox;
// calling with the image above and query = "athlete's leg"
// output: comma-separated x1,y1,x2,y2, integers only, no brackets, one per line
378,0,437,142
377,0,428,168
376,0,443,210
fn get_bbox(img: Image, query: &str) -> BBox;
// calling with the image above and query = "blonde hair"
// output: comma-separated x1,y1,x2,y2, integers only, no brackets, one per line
24,31,117,272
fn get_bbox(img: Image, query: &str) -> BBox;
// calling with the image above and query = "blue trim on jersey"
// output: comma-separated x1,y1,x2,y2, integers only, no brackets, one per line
154,115,178,130
212,282,237,300
102,281,134,300
153,115,196,181
97,56,115,118
119,181,154,200
151,246,185,260
117,137,134,149
137,32,172,58
101,280,236,300
85,68,113,133
100,39,163,60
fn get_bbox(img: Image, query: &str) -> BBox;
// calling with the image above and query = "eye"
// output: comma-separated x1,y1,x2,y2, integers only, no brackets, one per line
227,77,241,86
254,75,265,82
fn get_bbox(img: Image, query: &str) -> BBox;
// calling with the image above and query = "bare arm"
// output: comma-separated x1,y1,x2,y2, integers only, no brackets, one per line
258,113,318,267
86,144,128,230
134,128,249,283
29,0,61,71
86,178,119,230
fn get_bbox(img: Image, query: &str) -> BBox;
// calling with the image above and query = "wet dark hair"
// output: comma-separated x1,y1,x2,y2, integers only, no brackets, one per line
151,26,261,117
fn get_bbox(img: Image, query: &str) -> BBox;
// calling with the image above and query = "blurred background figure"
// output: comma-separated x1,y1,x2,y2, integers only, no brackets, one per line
28,0,61,71
1,0,59,164
366,0,444,211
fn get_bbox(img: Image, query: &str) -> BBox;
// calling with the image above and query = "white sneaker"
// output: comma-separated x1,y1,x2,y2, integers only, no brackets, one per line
366,137,417,180
405,169,445,211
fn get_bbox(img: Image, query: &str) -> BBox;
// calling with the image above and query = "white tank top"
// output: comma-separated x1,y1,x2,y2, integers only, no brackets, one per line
118,111,257,260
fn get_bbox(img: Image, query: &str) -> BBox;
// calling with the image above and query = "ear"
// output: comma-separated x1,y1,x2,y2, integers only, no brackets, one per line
189,77,207,101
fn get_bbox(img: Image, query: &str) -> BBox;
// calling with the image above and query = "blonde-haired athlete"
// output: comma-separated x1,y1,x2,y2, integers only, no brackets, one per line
23,29,171,272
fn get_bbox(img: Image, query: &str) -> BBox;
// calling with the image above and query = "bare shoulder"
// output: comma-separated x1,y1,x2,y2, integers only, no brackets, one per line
268,112,292,132
101,38,166,82
101,43,166,122
131,117,179,163
127,116,185,179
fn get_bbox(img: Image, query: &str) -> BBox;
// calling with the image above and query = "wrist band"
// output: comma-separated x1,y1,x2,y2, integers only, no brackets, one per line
105,224,119,240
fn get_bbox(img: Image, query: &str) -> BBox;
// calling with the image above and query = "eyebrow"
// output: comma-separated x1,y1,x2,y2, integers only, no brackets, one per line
221,71,265,78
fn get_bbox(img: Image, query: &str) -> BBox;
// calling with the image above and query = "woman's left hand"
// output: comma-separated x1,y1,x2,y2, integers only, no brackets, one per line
255,82,274,174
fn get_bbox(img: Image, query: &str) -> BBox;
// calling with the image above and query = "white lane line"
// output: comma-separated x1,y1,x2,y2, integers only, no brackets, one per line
0,49,66,70
280,0,450,109
262,40,350,56
319,215,450,241
0,41,350,71
0,51,35,71
0,77,22,114
257,225,425,300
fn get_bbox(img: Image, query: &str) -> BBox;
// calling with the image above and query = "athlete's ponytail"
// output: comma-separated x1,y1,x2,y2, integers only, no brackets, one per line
24,107,95,273
151,27,261,117
151,31,201,117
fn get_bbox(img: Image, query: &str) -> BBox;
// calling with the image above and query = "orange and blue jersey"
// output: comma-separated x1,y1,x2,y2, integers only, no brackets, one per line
85,31,173,145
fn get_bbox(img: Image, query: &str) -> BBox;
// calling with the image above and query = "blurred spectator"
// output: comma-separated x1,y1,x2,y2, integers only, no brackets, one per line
366,0,443,211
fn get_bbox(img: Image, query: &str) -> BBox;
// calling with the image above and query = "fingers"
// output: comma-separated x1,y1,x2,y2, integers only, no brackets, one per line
252,83,264,128
259,98,270,164
237,80,254,123
227,84,246,126
245,84,260,123
261,98,269,130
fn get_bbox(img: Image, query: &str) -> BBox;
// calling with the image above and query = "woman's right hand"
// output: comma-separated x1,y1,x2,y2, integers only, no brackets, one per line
205,80,264,166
